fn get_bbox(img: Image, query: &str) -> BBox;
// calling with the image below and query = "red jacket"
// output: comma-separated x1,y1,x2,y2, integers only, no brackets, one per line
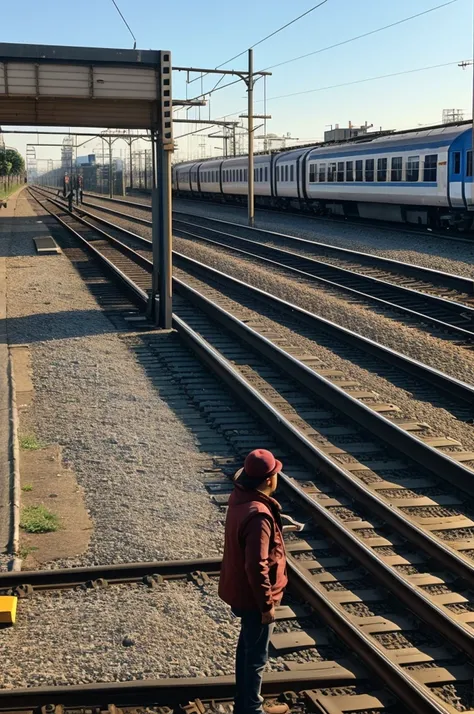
218,485,288,613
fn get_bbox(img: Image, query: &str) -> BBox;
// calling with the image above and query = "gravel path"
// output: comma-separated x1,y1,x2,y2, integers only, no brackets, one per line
6,191,225,566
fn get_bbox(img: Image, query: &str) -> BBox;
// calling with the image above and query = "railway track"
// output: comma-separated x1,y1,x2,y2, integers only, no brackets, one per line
26,186,474,713
69,187,474,246
0,558,380,713
78,191,474,295
56,188,474,345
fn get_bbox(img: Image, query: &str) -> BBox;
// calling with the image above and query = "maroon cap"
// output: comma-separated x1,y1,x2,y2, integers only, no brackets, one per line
242,449,283,481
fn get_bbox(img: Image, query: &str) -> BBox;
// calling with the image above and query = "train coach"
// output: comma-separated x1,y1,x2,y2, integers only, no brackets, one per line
173,122,474,230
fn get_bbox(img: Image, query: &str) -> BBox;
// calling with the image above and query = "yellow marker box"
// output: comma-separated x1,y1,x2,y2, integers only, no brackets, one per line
0,596,18,625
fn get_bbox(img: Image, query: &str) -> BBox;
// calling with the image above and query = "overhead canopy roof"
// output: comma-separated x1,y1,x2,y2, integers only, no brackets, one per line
0,43,170,129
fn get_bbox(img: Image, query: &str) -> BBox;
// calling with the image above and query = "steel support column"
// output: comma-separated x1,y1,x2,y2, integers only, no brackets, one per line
108,139,113,198
149,50,173,329
157,143,172,328
247,48,254,227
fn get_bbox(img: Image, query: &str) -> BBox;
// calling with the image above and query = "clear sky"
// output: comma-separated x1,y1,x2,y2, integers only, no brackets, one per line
1,0,473,164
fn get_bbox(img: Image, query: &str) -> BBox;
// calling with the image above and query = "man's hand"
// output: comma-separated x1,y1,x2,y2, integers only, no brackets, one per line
261,606,275,625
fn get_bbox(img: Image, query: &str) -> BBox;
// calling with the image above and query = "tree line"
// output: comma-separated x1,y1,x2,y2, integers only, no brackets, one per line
0,148,25,176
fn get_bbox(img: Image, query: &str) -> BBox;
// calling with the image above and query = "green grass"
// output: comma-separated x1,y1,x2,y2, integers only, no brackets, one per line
20,505,60,533
0,182,22,200
21,484,33,492
19,434,42,450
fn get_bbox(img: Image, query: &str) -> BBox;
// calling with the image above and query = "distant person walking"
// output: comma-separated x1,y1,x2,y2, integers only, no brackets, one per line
219,449,302,714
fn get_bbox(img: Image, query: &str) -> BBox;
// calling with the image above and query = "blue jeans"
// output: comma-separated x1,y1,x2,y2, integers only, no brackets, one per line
232,609,274,714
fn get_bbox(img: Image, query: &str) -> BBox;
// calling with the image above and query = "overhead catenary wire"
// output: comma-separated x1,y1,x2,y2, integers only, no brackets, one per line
110,0,137,49
180,0,458,115
263,59,472,101
187,0,329,84
203,58,472,124
260,0,459,71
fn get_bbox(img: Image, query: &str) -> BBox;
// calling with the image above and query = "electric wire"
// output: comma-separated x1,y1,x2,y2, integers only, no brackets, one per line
110,0,137,49
260,0,459,71
187,0,329,84
264,58,471,101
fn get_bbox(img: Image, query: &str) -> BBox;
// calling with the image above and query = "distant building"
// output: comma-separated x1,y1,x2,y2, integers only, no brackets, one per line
324,122,372,143
442,109,464,124
0,127,4,150
76,154,96,166
61,137,73,169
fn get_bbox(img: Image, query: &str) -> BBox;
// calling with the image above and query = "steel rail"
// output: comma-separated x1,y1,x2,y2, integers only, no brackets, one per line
26,189,473,712
77,188,474,293
28,190,474,598
33,186,474,407
29,191,474,489
41,185,474,245
28,191,474,585
0,557,221,590
171,220,474,338
170,191,474,247
171,211,474,294
39,187,474,294
51,188,474,340
0,668,330,710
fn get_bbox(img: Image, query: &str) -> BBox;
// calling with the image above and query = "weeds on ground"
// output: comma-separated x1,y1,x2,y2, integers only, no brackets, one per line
19,435,42,450
21,484,33,492
17,544,39,559
20,505,60,533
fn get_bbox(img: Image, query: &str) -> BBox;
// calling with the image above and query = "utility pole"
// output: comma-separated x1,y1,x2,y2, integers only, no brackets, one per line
108,139,113,198
247,48,254,227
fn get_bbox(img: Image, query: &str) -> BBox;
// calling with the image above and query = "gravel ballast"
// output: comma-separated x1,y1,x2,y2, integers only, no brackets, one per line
173,197,474,279
1,580,239,688
80,198,474,386
85,193,474,279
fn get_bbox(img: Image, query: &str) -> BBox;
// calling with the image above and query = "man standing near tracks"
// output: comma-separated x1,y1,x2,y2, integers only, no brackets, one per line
219,449,301,714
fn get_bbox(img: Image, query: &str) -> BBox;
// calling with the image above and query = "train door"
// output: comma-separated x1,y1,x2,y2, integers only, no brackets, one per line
464,149,473,210
447,149,464,208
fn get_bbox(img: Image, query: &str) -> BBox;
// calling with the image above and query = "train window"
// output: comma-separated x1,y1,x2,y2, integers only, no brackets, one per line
276,166,279,181
284,165,288,182
467,151,473,177
355,160,363,181
260,167,263,182
239,169,242,182
309,163,316,183
365,159,374,182
453,151,461,174
264,167,268,182
346,161,353,181
406,156,419,182
244,169,248,181
391,157,402,181
377,158,387,182
319,163,326,182
290,165,294,182
327,163,336,182
337,162,345,182
423,154,437,182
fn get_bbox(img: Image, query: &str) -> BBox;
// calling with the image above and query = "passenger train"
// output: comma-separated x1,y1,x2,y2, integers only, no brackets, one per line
172,122,474,229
